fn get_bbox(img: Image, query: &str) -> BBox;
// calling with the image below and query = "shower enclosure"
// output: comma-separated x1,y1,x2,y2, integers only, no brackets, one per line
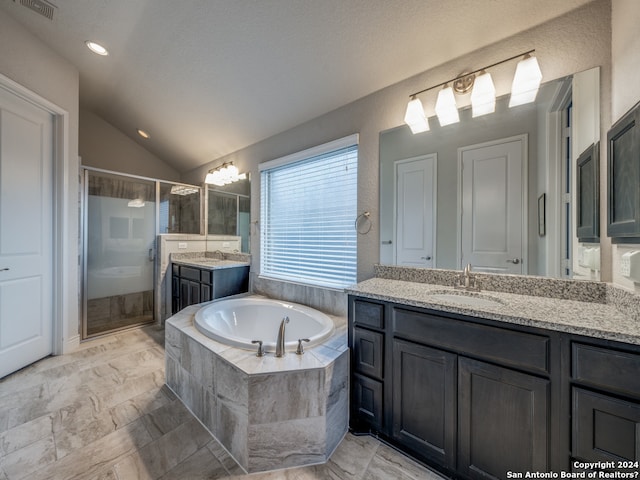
82,168,201,338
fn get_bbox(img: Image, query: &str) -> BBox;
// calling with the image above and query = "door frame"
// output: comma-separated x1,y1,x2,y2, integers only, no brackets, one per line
456,134,528,272
393,154,437,265
0,73,73,355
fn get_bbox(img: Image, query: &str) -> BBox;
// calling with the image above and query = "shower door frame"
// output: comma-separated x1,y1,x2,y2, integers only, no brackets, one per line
81,166,203,339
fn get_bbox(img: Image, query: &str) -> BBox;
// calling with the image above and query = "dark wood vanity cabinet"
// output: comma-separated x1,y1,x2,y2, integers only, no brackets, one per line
172,263,249,314
349,294,640,479
348,296,556,479
571,342,640,467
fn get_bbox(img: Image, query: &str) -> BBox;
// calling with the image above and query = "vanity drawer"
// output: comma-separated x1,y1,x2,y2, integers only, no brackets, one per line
353,299,385,329
393,307,550,374
573,387,640,463
200,270,212,284
179,265,201,282
572,343,640,398
353,327,384,380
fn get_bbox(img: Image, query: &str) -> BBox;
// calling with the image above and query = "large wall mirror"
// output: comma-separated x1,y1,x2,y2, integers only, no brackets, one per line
380,67,600,280
206,175,251,253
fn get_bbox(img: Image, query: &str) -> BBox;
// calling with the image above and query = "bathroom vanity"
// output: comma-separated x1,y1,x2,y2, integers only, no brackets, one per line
347,270,640,479
171,256,249,314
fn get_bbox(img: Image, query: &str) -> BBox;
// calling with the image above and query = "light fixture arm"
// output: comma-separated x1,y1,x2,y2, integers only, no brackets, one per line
408,49,536,99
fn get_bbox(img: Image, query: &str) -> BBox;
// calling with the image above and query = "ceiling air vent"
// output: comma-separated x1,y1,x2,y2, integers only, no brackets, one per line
20,0,56,20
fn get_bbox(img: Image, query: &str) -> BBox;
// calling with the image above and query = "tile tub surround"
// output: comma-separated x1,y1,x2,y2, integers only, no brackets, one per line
165,301,349,473
347,277,640,345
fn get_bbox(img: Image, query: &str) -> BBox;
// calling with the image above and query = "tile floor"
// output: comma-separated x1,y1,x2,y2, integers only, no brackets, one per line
0,326,445,480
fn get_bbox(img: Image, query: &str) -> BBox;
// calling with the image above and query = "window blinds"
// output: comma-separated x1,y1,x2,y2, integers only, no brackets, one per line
260,137,358,288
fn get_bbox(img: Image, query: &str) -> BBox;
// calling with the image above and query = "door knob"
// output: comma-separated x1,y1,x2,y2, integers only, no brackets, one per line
420,256,432,261
506,258,520,264
0,267,9,272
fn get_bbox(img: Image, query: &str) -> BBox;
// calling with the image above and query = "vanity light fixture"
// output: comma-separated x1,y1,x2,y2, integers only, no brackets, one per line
204,162,247,186
127,198,145,208
85,40,109,56
508,53,543,107
404,96,429,134
470,70,496,117
434,84,460,126
137,129,150,139
403,50,540,133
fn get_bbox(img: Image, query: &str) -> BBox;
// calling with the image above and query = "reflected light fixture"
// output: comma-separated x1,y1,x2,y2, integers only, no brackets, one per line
404,96,429,134
509,53,543,107
470,70,496,117
403,50,540,134
435,84,459,126
85,40,109,56
205,162,247,186
127,198,145,208
170,185,199,195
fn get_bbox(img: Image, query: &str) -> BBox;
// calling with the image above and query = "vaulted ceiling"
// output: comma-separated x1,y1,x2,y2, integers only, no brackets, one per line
1,0,594,172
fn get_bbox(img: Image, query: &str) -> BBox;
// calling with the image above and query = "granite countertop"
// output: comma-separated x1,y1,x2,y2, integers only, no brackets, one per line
172,257,249,270
346,278,640,346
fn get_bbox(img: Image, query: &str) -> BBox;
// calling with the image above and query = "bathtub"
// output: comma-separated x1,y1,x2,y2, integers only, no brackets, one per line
194,296,335,352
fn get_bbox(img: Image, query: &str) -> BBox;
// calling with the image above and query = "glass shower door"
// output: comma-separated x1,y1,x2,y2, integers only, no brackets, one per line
84,171,156,337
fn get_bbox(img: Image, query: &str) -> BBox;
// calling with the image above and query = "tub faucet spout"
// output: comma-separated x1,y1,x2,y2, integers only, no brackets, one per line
275,316,289,357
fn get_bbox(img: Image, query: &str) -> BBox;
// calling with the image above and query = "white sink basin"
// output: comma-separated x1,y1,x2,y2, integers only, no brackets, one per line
428,292,503,308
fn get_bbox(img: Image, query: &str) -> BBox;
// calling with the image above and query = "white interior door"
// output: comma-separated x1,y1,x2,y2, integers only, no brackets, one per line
395,154,436,267
459,136,526,274
0,87,53,378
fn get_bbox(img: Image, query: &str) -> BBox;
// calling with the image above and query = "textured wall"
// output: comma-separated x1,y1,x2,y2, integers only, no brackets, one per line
80,108,180,181
0,11,81,349
182,0,612,292
610,0,640,291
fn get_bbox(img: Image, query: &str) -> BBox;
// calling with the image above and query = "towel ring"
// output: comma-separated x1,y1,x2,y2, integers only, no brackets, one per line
355,211,372,235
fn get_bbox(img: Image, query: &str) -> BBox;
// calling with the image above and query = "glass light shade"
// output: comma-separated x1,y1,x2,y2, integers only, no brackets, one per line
509,55,543,107
127,198,145,208
435,86,460,126
404,97,429,134
471,71,496,117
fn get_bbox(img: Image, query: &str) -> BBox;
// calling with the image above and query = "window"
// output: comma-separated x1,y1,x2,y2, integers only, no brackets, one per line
260,135,358,288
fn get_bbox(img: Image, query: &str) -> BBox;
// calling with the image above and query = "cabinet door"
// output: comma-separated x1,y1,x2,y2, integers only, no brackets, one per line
573,388,640,463
352,373,383,432
201,283,211,303
353,327,384,380
458,357,550,479
392,339,456,469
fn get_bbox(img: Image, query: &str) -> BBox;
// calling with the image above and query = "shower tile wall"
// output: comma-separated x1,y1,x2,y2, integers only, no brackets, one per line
87,291,153,336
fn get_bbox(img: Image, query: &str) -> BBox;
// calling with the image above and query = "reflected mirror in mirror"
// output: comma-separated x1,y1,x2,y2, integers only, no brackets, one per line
380,68,600,280
207,175,250,253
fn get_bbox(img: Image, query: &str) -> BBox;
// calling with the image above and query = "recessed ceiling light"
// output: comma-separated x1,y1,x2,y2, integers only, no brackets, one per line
85,41,109,56
137,129,150,139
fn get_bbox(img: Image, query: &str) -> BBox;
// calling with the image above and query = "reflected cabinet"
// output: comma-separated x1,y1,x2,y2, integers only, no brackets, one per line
608,101,640,241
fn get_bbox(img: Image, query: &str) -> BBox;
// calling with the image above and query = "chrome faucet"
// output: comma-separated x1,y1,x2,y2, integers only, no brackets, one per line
456,263,480,291
275,316,289,357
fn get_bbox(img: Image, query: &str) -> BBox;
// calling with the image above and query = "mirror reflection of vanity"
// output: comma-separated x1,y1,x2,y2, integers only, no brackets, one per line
206,175,251,253
379,67,601,280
